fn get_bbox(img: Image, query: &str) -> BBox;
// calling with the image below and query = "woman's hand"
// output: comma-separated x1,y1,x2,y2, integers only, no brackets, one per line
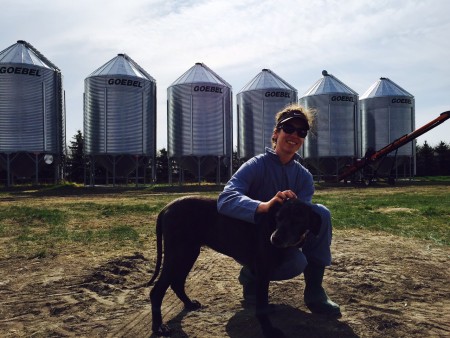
256,190,297,213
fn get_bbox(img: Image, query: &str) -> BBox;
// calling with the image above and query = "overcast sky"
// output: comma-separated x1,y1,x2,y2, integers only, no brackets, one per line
2,0,449,150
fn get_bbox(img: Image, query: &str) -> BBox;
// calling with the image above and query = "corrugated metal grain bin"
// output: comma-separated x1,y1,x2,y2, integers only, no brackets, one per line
167,62,232,181
359,77,415,177
84,53,156,181
299,70,358,178
0,40,65,183
237,69,298,159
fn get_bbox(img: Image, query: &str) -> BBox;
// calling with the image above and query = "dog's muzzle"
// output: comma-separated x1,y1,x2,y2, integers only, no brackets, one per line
270,229,310,248
294,229,310,247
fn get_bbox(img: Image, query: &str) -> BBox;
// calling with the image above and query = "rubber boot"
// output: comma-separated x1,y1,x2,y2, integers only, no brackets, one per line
303,262,341,317
238,266,256,305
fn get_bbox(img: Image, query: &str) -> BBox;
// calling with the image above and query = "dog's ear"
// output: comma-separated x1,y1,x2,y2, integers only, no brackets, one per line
310,209,322,236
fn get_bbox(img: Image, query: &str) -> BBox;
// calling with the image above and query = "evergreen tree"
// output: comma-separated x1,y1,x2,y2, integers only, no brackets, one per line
416,141,436,176
434,141,450,175
66,130,85,183
155,148,169,182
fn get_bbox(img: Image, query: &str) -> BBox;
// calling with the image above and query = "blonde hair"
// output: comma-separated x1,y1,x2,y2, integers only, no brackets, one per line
271,103,315,149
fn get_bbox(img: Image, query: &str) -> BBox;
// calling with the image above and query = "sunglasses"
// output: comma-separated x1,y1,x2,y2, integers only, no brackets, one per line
279,124,308,138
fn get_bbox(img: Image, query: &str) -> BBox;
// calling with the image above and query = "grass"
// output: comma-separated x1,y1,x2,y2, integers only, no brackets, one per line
313,183,450,245
414,176,450,182
0,182,448,259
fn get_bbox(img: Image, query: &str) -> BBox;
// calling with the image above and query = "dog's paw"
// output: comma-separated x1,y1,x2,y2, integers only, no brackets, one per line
152,323,171,337
185,299,202,311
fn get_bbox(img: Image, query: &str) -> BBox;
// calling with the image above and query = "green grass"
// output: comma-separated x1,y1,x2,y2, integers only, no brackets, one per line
0,183,448,259
0,206,68,243
0,206,66,226
414,176,450,182
313,185,450,245
69,202,165,217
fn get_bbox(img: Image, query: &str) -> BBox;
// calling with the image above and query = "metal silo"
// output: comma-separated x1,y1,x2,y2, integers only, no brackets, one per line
0,40,65,186
237,69,298,159
299,70,358,179
359,77,415,179
167,62,232,183
84,53,156,185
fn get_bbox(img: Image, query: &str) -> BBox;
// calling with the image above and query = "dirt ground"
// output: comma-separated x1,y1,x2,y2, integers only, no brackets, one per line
0,227,449,338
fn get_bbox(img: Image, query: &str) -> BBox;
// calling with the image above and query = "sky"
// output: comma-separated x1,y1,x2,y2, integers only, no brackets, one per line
1,0,450,151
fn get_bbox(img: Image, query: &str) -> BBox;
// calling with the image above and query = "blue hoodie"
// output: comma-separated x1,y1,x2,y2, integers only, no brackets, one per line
217,147,314,224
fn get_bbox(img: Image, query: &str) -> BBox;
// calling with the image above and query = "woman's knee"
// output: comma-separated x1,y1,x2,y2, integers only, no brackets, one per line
271,250,307,281
312,204,331,221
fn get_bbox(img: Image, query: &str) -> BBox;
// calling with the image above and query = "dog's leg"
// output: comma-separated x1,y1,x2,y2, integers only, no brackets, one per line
170,247,202,311
255,275,282,337
150,246,201,336
150,271,172,336
254,277,284,338
253,240,286,338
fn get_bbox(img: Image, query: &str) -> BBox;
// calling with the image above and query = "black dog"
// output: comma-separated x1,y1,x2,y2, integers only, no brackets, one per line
148,196,321,337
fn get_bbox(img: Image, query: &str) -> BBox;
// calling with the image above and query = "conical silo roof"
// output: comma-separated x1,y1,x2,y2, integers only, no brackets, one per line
303,70,357,96
238,68,296,93
88,53,155,81
360,77,413,99
170,62,231,87
0,40,58,70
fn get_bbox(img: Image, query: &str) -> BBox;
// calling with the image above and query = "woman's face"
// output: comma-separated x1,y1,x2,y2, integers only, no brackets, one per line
273,120,307,156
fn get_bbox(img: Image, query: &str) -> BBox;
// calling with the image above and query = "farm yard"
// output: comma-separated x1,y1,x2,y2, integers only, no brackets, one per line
0,182,449,337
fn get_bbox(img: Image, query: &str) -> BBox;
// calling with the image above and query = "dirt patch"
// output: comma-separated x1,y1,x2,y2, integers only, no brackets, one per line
375,207,415,214
0,230,449,338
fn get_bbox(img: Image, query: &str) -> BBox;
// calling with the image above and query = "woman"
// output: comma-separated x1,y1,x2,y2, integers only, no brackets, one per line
217,104,340,316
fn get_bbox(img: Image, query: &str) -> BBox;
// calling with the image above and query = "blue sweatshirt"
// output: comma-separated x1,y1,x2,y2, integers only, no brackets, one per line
217,147,314,224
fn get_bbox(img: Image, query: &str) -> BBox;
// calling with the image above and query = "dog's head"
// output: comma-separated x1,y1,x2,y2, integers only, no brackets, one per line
270,199,321,248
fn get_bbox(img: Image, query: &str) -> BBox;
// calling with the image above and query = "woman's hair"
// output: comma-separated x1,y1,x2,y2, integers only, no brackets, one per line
271,103,315,149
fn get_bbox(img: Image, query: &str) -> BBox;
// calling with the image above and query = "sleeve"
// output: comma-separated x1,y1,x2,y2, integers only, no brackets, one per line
217,158,262,224
296,166,315,204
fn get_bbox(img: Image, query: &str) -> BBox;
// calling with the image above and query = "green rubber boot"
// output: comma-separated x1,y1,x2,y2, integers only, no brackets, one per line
303,263,341,317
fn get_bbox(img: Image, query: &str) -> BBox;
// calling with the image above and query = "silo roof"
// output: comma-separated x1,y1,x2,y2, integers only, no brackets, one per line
360,77,413,99
238,68,296,93
303,70,357,96
0,40,57,70
88,53,155,81
171,62,231,87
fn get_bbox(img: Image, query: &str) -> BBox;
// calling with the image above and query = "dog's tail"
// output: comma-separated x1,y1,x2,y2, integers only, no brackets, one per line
145,210,164,287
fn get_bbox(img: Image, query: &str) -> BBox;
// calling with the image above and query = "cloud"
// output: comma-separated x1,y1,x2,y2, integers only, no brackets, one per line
1,0,449,148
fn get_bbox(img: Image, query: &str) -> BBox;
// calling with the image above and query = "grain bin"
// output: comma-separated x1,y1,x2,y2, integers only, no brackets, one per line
0,40,65,185
167,63,232,183
299,70,358,179
84,53,156,184
237,69,298,159
359,77,415,178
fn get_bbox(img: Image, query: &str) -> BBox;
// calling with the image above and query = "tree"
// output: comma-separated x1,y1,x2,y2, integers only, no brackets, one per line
66,130,85,183
434,141,450,175
155,148,169,182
